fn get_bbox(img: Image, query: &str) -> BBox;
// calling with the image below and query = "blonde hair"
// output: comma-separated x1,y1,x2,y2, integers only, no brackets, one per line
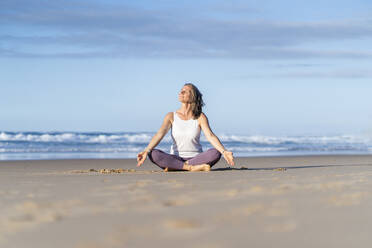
184,83,205,119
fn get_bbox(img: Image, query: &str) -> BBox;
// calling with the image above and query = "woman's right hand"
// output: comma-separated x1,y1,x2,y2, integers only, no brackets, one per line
223,151,235,166
137,151,148,167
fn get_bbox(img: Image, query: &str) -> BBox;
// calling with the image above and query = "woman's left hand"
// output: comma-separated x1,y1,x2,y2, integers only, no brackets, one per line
223,151,235,166
136,151,148,167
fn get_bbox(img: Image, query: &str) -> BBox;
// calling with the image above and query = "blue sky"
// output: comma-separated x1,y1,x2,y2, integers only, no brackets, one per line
1,0,372,135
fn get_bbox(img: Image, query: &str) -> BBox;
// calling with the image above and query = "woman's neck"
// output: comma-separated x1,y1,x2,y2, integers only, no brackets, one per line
178,103,193,119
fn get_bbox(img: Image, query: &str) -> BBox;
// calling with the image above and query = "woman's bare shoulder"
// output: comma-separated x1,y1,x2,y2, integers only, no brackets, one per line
164,112,174,122
197,112,208,122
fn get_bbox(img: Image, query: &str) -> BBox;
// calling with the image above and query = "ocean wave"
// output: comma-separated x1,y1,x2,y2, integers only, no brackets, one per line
1,131,371,145
0,147,144,153
217,134,371,145
0,131,155,144
226,147,288,152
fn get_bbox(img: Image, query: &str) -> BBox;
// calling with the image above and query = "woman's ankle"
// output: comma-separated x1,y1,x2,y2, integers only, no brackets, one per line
183,161,192,171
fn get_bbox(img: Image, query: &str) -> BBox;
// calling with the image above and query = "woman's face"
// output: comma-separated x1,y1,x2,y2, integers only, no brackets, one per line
178,85,193,103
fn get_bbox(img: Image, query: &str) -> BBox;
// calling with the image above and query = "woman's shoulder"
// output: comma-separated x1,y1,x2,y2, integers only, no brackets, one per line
164,112,174,122
197,112,208,122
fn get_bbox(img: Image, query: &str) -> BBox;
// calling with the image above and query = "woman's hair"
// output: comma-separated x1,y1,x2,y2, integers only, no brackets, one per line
184,83,205,119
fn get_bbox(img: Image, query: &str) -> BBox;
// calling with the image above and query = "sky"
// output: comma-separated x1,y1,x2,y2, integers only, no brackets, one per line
1,0,372,136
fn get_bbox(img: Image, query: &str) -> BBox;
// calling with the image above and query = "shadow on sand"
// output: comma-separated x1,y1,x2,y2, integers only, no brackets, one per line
211,163,372,172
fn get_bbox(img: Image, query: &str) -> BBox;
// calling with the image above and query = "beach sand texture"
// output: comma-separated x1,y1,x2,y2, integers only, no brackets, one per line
1,155,372,248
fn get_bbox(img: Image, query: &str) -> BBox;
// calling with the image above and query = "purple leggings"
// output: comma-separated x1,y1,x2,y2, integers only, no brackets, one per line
148,148,222,170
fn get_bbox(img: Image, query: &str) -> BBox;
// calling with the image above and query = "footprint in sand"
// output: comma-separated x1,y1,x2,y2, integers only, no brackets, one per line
238,203,265,216
237,201,290,217
305,181,354,191
222,189,240,197
247,186,265,194
163,196,196,207
0,200,82,242
328,192,369,206
271,184,297,194
105,180,155,191
159,179,188,188
214,201,291,225
164,219,202,229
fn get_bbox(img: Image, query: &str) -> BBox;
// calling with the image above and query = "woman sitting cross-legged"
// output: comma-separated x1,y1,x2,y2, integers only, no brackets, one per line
136,83,235,172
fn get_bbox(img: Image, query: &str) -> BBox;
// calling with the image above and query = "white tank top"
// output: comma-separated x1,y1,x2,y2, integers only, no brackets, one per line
170,112,203,158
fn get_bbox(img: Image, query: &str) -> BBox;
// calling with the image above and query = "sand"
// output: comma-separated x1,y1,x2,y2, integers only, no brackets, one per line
1,155,372,248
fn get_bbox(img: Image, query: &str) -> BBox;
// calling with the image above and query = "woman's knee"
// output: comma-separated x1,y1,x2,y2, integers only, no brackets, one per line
148,149,162,163
208,148,222,160
206,148,222,166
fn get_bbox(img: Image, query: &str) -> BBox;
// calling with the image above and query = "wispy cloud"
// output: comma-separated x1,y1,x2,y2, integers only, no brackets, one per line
232,69,372,79
1,0,372,59
276,70,372,79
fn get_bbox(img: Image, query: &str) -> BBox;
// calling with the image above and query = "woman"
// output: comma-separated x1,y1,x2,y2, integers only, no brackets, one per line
137,83,235,172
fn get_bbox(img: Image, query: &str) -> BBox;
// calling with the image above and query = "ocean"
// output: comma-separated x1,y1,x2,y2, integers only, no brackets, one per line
1,131,372,160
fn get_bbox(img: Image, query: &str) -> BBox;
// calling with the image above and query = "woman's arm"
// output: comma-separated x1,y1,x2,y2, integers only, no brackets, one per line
137,112,173,166
199,113,235,166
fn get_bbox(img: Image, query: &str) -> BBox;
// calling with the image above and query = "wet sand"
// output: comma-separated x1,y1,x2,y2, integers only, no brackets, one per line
1,155,372,248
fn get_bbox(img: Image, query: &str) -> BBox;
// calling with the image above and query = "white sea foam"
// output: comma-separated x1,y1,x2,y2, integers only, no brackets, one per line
217,134,371,145
0,132,153,143
1,131,371,145
227,147,288,152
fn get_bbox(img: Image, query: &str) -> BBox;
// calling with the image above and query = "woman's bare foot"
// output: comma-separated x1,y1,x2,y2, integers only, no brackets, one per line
182,161,210,172
189,163,211,172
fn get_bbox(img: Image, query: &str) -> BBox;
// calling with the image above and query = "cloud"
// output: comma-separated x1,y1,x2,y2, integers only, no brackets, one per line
232,69,372,79
275,70,372,78
1,0,372,59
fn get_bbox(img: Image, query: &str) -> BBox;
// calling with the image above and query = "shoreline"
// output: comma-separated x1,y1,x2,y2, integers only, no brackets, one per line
1,151,372,161
1,154,372,169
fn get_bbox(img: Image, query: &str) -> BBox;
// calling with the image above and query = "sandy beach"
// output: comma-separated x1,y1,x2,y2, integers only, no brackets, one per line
1,155,372,248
